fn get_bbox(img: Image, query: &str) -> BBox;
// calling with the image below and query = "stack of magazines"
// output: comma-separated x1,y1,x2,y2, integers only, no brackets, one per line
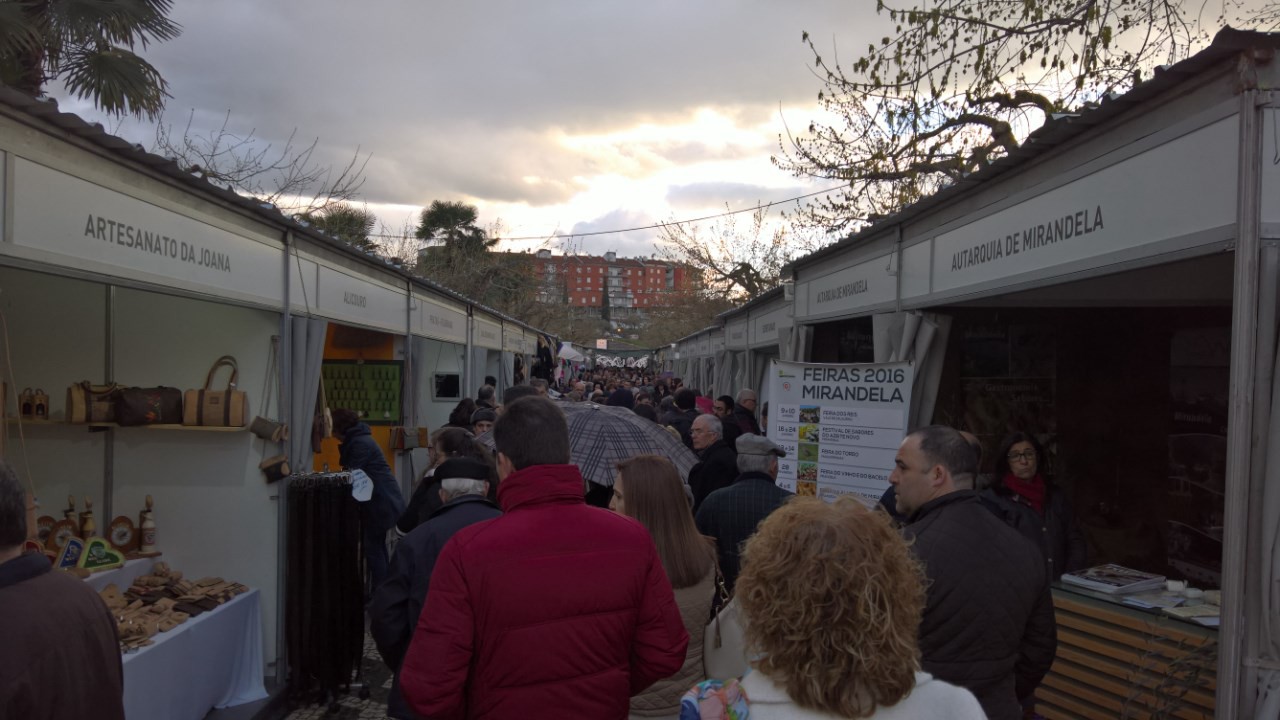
1061,563,1167,595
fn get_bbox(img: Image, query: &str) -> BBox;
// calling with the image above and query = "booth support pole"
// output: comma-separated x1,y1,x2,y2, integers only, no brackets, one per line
402,283,414,498
1219,88,1263,718
102,285,115,524
464,306,474,403
275,230,293,684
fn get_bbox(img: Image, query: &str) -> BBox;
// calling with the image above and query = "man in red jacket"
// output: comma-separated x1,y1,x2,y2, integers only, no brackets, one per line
400,396,689,719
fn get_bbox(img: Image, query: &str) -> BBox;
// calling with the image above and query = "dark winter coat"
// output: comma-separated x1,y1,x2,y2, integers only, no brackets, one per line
660,407,698,448
730,406,760,436
0,552,125,720
982,484,1088,580
904,491,1057,720
371,494,502,720
399,464,689,719
694,471,794,594
688,439,739,513
339,422,406,533
719,417,743,449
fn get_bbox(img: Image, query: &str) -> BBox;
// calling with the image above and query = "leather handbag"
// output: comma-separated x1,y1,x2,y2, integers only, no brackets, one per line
116,387,183,426
703,566,750,680
183,356,249,427
66,382,122,424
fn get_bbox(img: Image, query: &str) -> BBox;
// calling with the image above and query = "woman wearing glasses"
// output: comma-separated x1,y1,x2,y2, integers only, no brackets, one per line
987,432,1088,580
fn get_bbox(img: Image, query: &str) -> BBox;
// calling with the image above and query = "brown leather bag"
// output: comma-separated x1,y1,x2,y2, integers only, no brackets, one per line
116,387,184,426
66,382,122,423
183,356,249,427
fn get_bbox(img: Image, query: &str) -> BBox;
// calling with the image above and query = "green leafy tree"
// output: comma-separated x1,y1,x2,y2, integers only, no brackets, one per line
775,0,1278,235
413,201,536,313
415,200,498,254
0,0,181,119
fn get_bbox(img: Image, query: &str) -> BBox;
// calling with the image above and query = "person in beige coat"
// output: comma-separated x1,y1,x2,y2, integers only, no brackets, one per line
735,497,986,720
611,455,718,720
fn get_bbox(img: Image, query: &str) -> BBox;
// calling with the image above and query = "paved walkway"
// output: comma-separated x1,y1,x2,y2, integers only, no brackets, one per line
285,634,394,720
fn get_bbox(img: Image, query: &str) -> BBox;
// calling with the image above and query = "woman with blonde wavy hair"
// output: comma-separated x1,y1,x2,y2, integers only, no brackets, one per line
735,497,985,719
610,454,717,720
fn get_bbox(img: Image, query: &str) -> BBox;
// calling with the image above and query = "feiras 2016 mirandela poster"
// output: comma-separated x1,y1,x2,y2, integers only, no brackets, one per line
768,360,913,505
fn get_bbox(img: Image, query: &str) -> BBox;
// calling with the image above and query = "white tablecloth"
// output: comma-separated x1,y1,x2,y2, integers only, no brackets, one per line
122,588,268,720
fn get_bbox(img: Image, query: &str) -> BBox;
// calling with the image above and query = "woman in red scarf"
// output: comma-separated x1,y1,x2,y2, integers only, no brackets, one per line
987,432,1088,580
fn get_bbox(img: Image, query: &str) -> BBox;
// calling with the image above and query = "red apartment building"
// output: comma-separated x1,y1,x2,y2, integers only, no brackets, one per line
530,249,690,324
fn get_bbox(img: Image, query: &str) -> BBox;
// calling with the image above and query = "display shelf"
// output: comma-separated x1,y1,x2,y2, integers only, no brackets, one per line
4,418,245,432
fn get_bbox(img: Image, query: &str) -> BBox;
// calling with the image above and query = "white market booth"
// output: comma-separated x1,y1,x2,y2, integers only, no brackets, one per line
778,29,1280,718
0,87,556,719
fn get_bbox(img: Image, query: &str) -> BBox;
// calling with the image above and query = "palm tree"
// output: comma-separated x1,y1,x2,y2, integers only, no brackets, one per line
415,200,497,255
0,0,181,119
298,203,379,253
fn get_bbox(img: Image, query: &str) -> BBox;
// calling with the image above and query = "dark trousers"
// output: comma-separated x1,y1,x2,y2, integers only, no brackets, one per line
363,523,390,593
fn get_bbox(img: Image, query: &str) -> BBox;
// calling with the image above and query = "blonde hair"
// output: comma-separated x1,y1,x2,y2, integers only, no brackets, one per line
736,497,926,717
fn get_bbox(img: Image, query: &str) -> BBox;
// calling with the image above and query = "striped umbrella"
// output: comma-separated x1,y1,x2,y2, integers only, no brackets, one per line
480,401,698,487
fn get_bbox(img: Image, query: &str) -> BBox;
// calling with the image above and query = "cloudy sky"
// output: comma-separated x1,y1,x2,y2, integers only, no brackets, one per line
57,1,882,258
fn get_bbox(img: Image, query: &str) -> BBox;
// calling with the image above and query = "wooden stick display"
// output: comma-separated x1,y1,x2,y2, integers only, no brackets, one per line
97,562,248,651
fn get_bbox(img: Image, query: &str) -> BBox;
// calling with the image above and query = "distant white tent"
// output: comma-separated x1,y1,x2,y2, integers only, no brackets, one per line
559,342,587,363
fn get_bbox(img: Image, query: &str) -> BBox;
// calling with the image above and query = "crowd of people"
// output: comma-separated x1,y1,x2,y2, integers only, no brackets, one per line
339,368,1085,720
0,363,1085,720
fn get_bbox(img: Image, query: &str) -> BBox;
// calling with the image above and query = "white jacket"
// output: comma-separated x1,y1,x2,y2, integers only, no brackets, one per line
740,670,988,720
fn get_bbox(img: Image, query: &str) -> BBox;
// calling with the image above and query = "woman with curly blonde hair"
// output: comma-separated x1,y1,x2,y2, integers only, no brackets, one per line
735,497,985,719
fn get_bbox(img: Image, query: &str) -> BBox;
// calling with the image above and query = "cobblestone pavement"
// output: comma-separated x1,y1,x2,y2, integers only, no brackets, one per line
284,634,394,720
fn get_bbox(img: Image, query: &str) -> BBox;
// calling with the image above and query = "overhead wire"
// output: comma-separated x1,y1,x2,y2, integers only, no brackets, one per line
359,184,847,243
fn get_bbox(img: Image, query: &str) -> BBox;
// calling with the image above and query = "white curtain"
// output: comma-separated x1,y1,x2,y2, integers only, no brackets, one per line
500,351,515,392
781,325,812,362
288,317,327,467
872,311,952,428
714,350,733,399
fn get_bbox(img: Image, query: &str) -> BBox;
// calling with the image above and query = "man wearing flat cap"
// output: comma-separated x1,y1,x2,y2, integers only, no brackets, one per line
694,434,795,594
370,458,501,720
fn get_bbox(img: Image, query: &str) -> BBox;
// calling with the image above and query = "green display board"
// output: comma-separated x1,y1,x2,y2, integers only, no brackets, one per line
322,360,402,425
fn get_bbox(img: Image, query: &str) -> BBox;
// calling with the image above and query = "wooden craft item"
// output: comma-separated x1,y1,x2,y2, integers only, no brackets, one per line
108,516,138,552
138,495,157,553
79,538,125,571
46,519,77,551
79,496,96,538
63,494,76,522
55,536,85,570
35,515,55,544
31,388,49,420
23,540,49,562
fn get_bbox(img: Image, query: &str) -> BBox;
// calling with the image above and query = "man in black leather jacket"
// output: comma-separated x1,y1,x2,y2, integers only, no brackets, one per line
891,425,1057,720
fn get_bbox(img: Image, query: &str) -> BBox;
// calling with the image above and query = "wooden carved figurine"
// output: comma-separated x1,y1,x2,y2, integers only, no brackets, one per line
79,496,96,538
63,495,77,523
